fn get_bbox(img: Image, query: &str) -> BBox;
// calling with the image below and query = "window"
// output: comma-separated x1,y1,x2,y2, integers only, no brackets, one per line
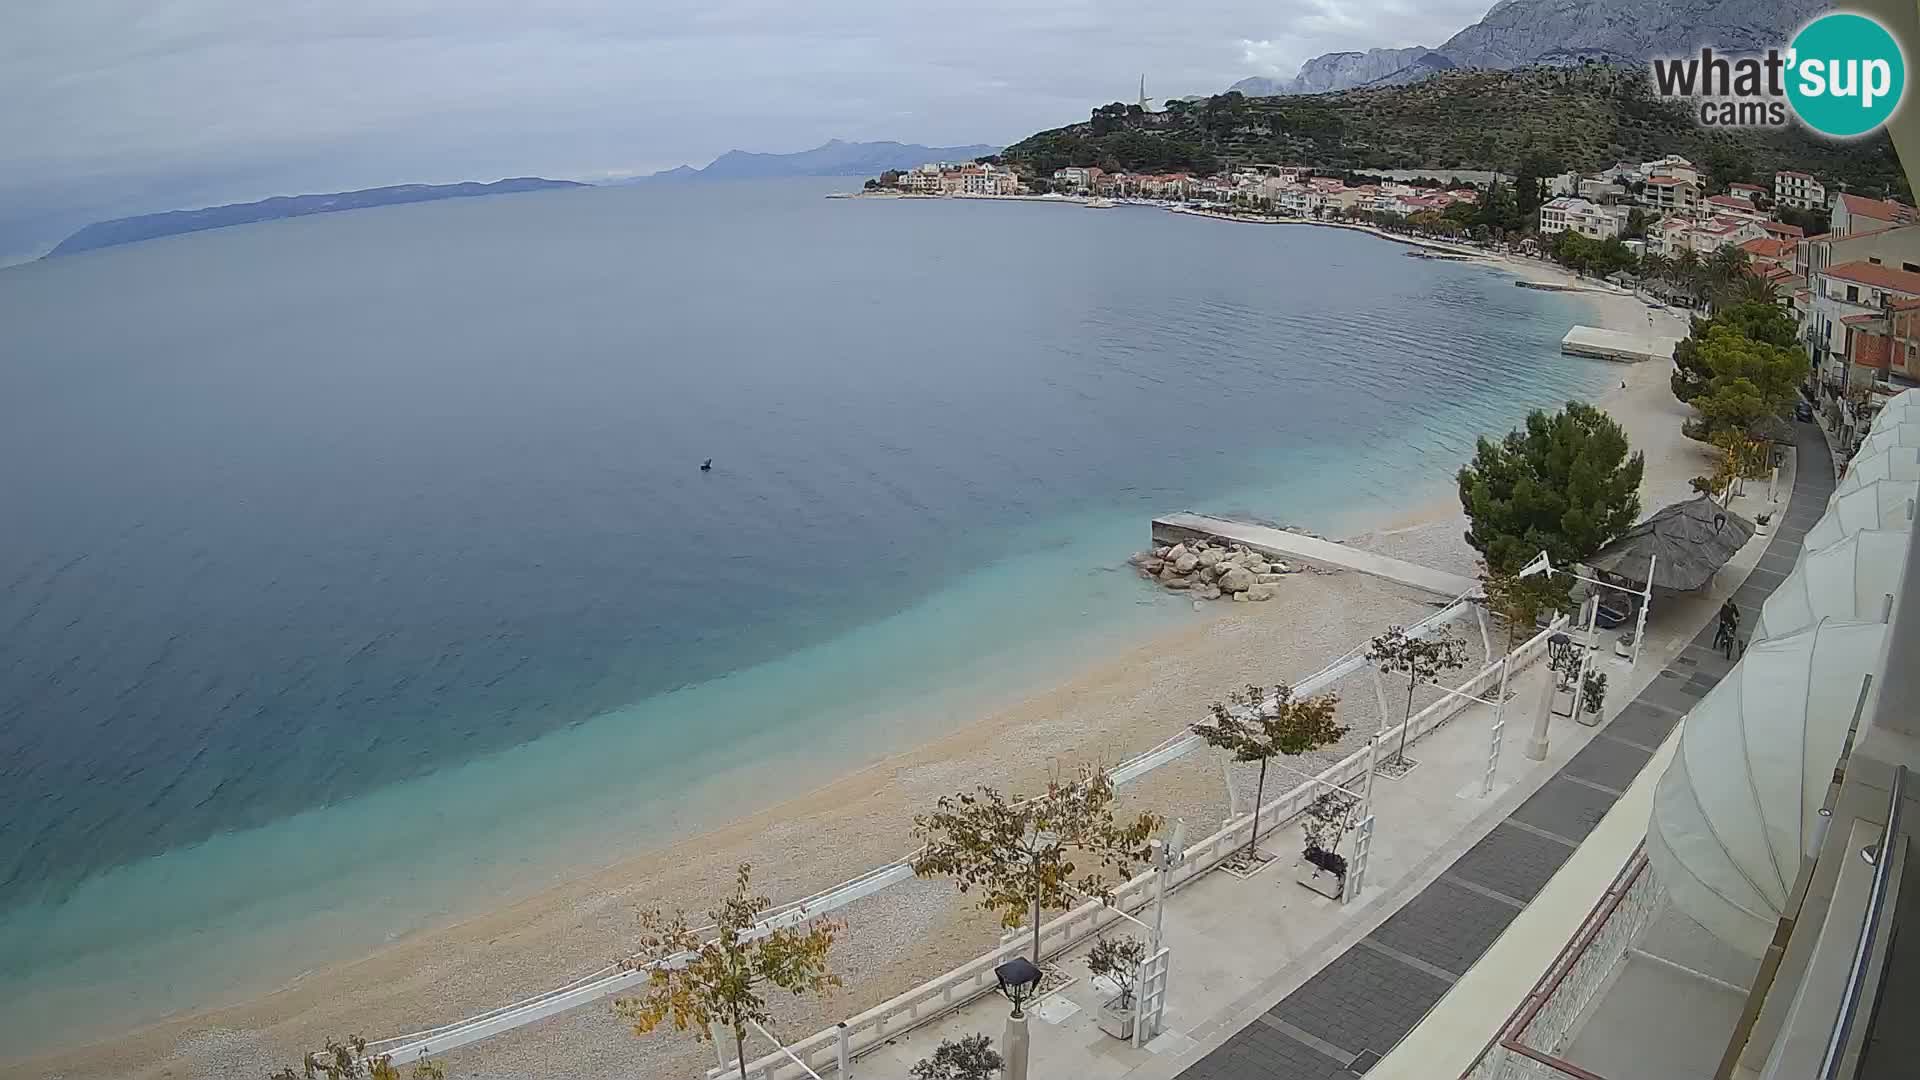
1905,263,1920,273
1848,285,1860,302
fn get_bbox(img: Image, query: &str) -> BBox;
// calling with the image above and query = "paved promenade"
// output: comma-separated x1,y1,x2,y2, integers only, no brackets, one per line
1171,422,1834,1080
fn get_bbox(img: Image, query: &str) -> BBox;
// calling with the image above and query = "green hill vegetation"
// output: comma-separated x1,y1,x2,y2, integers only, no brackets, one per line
1002,67,1907,198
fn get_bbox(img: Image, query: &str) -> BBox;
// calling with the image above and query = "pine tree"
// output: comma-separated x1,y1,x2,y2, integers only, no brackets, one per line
1457,402,1644,603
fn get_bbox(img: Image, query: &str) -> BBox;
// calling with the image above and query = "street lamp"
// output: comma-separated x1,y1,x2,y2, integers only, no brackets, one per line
995,957,1043,1080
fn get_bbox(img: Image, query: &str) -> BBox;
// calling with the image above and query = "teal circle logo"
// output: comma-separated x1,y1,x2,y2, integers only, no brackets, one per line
1787,13,1906,137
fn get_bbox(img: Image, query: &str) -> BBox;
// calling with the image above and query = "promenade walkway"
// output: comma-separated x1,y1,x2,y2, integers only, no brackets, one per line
1167,421,1834,1080
834,432,1820,1080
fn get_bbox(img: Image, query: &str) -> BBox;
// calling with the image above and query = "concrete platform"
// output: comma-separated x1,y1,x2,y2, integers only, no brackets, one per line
1562,325,1674,364
1152,512,1476,599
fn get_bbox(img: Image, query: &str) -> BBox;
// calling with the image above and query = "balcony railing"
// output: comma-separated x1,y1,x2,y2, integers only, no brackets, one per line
1463,846,1659,1080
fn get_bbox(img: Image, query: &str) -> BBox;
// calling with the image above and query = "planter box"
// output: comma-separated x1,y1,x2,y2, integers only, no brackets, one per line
1296,860,1345,900
1614,635,1634,660
1098,996,1137,1040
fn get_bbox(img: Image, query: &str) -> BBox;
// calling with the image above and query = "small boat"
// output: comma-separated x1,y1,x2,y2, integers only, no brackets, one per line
1084,197,1116,209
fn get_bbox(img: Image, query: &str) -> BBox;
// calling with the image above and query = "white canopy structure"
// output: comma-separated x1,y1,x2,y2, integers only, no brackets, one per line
1837,445,1920,494
1855,422,1920,461
1802,480,1918,550
1751,530,1909,643
1647,619,1889,956
1869,390,1920,431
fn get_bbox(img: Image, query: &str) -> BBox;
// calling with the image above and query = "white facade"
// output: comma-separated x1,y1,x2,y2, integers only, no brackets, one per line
1774,170,1827,210
1639,177,1700,215
1540,196,1626,240
1640,155,1699,184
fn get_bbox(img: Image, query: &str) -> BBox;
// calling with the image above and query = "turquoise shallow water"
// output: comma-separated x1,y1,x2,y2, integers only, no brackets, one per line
0,179,1609,1049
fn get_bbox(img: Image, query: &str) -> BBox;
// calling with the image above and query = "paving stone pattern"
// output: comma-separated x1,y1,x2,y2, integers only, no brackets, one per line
1177,423,1834,1077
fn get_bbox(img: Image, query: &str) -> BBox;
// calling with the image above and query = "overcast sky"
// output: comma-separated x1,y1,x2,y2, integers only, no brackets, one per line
0,0,1492,254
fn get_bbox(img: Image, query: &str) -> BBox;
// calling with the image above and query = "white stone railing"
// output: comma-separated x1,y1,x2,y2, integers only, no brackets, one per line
721,618,1569,1080
1463,848,1660,1080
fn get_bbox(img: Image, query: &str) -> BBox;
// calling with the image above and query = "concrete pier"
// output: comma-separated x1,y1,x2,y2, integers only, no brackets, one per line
1561,325,1674,364
1151,512,1477,599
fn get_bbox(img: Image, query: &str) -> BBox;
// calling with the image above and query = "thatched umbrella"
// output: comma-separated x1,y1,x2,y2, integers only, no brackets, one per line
1588,496,1756,592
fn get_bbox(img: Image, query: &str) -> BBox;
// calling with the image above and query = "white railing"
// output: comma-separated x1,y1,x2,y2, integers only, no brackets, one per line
722,617,1569,1080
1464,848,1661,1080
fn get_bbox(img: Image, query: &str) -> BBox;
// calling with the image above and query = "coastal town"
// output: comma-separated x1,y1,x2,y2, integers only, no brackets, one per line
862,154,1920,408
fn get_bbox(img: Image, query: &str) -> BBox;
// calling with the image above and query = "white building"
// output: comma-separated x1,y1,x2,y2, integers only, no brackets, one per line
1539,196,1627,240
1806,259,1920,383
1775,169,1828,210
1640,155,1699,184
1700,194,1768,224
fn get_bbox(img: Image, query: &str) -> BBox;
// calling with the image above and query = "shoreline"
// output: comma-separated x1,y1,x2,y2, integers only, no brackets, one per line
7,219,1702,1080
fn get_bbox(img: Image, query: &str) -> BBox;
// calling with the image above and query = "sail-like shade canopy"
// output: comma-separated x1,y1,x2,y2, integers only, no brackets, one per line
1802,479,1918,550
1751,530,1909,643
1837,446,1920,494
1647,619,1889,956
1870,389,1920,431
1855,423,1920,460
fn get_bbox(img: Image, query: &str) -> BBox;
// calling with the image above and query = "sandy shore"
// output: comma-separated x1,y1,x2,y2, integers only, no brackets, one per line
11,235,1710,1080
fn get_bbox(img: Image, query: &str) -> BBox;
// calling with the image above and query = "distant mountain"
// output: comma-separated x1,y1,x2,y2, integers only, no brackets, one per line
46,178,586,258
628,139,1001,182
1231,47,1440,97
1229,0,1825,96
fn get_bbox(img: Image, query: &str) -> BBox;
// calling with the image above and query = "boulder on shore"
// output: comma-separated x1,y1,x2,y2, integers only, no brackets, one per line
1197,548,1223,569
1219,566,1256,593
1163,574,1193,590
1174,552,1199,574
1197,584,1223,600
1244,559,1269,575
1248,584,1276,601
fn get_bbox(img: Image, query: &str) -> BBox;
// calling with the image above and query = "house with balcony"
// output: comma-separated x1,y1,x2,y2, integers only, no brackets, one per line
1807,259,1920,383
1640,176,1702,215
1051,166,1104,192
1842,297,1920,389
1641,154,1700,184
1730,181,1768,204
1703,193,1769,224
1540,196,1627,239
1775,169,1828,210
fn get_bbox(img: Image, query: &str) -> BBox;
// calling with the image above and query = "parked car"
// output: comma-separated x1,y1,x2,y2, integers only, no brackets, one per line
1795,400,1814,422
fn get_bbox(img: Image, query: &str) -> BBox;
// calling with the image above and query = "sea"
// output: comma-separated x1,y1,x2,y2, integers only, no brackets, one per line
0,178,1608,1053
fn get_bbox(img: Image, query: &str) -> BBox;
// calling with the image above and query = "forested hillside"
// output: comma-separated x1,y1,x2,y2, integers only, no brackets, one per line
1003,67,1907,198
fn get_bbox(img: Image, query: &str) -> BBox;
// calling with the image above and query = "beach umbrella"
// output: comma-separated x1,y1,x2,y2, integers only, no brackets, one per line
1803,479,1918,550
1837,445,1920,494
1587,495,1756,591
1854,421,1920,460
1647,619,1889,955
1751,529,1909,643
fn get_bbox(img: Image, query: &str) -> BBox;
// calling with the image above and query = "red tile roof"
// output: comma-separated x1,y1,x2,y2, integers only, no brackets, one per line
1741,237,1797,260
1824,260,1920,294
1763,221,1806,239
1839,193,1916,223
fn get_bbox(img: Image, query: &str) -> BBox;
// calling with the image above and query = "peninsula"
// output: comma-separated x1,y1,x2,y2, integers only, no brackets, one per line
44,177,588,258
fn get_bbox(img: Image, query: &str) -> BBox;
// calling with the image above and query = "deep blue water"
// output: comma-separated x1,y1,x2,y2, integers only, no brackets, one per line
0,178,1606,1046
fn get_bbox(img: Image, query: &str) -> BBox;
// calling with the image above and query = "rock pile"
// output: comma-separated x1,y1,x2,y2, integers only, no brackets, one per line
1128,539,1298,602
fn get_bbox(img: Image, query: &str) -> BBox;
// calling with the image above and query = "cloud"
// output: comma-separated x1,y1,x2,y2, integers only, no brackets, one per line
0,0,1498,249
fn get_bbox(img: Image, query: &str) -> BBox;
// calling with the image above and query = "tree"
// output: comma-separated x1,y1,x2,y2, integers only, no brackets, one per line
1671,301,1798,403
1457,402,1645,598
1688,324,1802,439
1365,626,1470,765
1086,935,1150,1009
913,768,1159,965
1479,560,1558,651
268,1038,445,1080
1189,684,1346,860
912,1034,1004,1080
1623,207,1649,240
614,864,842,1080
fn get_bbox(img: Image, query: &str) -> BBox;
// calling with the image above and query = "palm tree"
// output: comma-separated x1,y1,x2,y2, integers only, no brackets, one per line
1671,249,1705,308
1639,252,1671,299
1726,267,1781,308
1706,245,1750,291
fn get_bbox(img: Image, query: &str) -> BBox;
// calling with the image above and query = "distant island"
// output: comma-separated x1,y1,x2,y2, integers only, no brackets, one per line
45,177,588,258
626,139,1001,183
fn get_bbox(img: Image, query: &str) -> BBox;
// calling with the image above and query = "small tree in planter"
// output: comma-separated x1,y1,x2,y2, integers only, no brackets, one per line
268,1036,446,1080
911,1034,1004,1080
614,864,842,1080
1190,684,1346,864
914,767,1160,966
1366,626,1470,769
1299,790,1360,898
1086,935,1150,1039
1581,669,1609,717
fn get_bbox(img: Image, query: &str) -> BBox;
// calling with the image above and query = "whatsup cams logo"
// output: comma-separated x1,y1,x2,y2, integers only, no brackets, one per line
1650,11,1906,137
